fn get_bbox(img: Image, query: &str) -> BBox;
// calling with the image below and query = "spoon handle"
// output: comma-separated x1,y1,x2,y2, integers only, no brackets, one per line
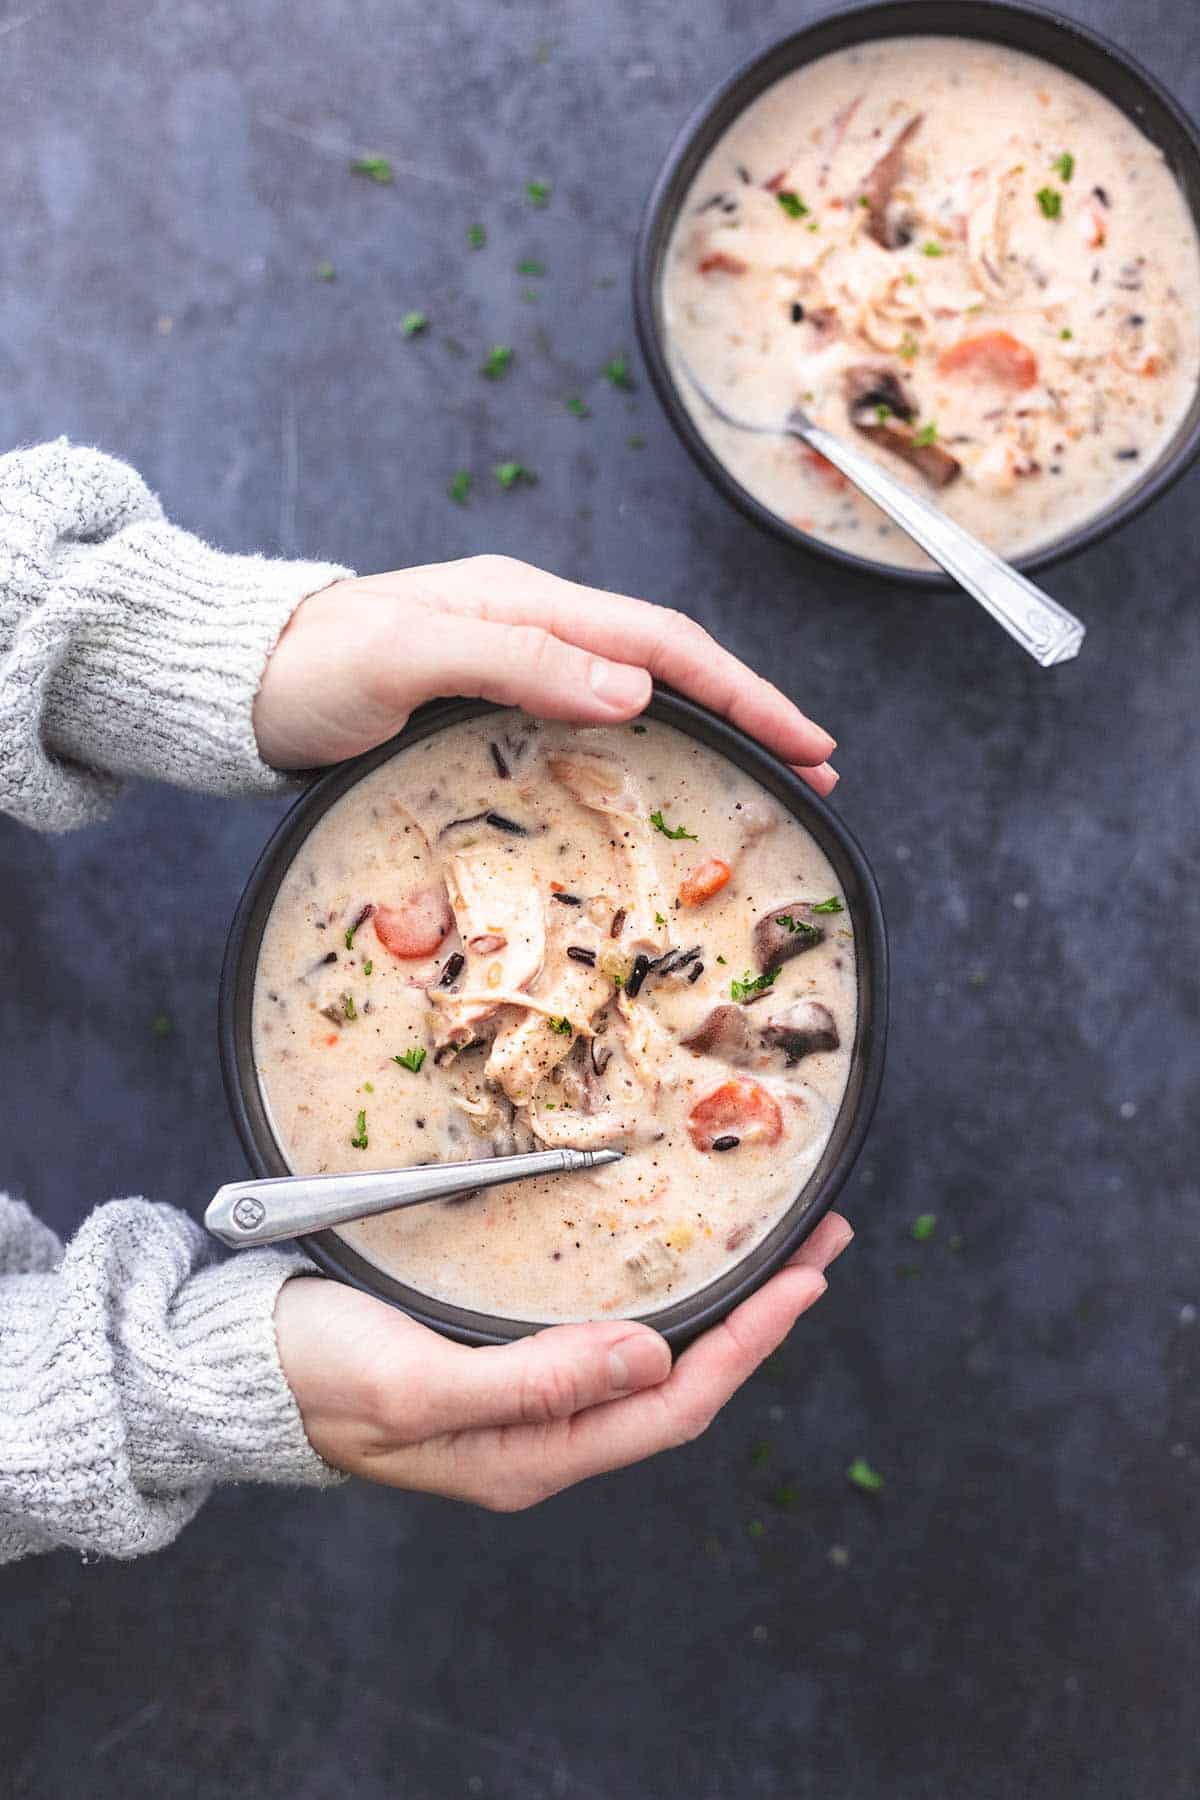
793,418,1086,667
206,1147,623,1248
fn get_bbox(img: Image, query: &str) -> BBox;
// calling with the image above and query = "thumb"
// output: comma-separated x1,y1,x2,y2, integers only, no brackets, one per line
415,1321,672,1434
407,615,652,723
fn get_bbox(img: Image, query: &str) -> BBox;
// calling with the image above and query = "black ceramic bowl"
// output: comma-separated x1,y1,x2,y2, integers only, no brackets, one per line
633,0,1200,588
219,691,888,1349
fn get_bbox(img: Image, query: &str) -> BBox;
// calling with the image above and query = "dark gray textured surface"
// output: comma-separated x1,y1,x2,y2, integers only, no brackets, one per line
2,0,1198,1794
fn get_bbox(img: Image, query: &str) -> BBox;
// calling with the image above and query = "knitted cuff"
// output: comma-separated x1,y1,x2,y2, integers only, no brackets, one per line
127,1247,348,1494
45,520,351,800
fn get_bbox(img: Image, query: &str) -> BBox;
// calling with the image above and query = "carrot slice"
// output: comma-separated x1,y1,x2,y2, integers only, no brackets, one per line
698,251,748,276
373,887,453,960
678,857,733,908
799,445,850,492
937,330,1038,391
687,1078,783,1152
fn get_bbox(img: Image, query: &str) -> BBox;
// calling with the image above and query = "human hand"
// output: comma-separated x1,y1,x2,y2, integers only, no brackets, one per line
273,1211,852,1509
253,557,838,795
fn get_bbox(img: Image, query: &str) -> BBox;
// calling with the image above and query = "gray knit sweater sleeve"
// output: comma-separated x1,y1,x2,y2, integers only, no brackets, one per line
0,438,349,830
0,442,355,1562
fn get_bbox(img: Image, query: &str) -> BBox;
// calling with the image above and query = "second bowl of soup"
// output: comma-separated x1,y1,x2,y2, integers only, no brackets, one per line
635,0,1200,581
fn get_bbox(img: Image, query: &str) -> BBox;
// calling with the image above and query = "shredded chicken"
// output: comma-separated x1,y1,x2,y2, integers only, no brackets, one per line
546,752,670,953
427,844,545,1048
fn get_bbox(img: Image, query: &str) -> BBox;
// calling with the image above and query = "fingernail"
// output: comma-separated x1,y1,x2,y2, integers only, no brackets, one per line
608,1332,668,1392
589,659,651,712
822,1221,855,1266
817,762,839,790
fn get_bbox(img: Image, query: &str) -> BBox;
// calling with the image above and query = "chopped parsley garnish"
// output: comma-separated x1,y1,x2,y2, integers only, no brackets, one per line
549,1016,573,1036
315,260,336,282
857,193,870,208
1052,151,1075,182
730,968,778,1003
846,1456,884,1493
341,993,357,1021
775,190,808,219
811,896,845,914
747,1519,766,1539
1060,327,1073,340
526,179,551,208
654,912,666,925
351,155,393,184
521,288,538,303
363,960,373,976
517,258,545,276
467,222,486,250
1036,186,1062,219
649,809,697,840
921,240,944,257
393,1047,427,1073
363,1081,374,1093
903,271,917,287
874,402,891,423
776,914,819,939
627,432,646,449
806,219,819,233
899,331,920,362
151,1013,174,1039
481,344,513,379
715,954,727,965
344,921,360,949
913,421,938,447
350,1109,369,1148
911,1213,937,1242
400,310,428,337
604,353,633,390
448,469,471,504
566,395,590,418
495,461,537,489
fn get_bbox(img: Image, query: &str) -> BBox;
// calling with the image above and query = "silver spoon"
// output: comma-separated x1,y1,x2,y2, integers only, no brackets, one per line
680,365,1086,668
206,1147,623,1249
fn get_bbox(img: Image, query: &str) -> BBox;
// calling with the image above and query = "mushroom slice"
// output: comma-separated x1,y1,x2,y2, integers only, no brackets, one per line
681,1004,755,1065
761,999,840,1065
844,365,961,488
860,114,923,249
752,903,828,973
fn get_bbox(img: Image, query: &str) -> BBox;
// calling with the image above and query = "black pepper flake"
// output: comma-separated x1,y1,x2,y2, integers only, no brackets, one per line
485,811,528,836
687,962,705,984
489,741,511,779
567,946,597,966
552,892,583,907
1092,185,1110,207
321,951,338,965
712,1135,740,1152
790,301,805,323
1115,447,1140,461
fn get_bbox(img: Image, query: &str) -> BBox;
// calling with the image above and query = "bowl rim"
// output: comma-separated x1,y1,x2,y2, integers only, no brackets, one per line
632,0,1200,589
218,690,889,1349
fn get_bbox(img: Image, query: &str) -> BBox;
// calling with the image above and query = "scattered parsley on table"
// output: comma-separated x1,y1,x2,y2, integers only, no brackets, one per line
350,155,393,184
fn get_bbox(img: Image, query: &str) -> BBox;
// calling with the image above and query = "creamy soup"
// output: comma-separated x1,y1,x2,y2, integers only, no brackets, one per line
663,36,1200,570
252,713,857,1323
